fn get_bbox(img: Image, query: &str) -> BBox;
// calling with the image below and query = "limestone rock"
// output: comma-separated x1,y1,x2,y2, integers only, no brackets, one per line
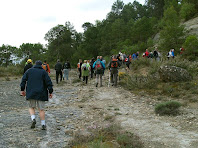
158,65,192,82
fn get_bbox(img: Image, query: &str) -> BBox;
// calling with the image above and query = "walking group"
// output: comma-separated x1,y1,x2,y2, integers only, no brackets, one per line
19,46,182,131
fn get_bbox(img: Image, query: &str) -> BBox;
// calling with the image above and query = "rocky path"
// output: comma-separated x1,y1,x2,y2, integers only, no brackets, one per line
1,70,198,148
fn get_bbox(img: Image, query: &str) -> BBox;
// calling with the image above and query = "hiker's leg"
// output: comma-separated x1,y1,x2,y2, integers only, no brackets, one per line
66,69,69,80
114,72,118,86
96,74,99,86
56,71,59,83
91,69,93,78
63,69,66,80
29,108,35,116
83,76,85,82
60,71,62,81
86,76,88,84
38,101,46,127
39,109,45,121
110,71,113,83
79,70,82,79
100,74,102,86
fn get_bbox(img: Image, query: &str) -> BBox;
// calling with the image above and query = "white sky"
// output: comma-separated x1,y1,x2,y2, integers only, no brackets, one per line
0,0,145,47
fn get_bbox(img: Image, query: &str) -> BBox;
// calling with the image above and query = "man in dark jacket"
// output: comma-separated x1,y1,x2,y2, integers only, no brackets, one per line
23,59,33,74
55,59,63,84
20,60,53,130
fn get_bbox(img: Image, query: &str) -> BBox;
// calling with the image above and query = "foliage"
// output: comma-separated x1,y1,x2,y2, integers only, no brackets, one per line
159,6,185,51
0,44,17,67
68,123,143,148
182,35,198,61
180,3,196,21
155,101,182,116
18,43,45,63
0,65,23,76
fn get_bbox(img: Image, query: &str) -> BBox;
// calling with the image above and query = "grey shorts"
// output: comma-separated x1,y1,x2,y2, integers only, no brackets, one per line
28,99,45,110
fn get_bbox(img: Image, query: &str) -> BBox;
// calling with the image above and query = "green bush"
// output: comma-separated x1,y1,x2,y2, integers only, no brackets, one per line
68,124,143,148
183,35,198,61
155,101,182,116
180,3,196,21
0,65,23,77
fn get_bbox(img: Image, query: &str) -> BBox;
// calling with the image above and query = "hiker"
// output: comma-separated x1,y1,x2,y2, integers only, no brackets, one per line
136,51,139,59
144,49,150,58
148,52,154,61
167,50,172,60
153,49,159,61
180,47,184,54
20,60,53,130
100,56,106,75
109,55,121,86
24,59,33,74
172,49,175,59
42,60,50,74
55,59,63,84
90,57,95,79
81,60,90,84
77,59,83,79
125,55,131,71
93,56,105,87
63,60,71,81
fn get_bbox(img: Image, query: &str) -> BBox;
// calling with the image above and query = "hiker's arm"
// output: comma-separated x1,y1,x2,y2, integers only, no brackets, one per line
47,64,50,73
20,72,28,96
93,62,96,69
44,73,53,94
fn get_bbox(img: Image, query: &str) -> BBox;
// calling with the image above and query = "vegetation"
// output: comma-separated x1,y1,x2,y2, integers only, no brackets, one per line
68,123,143,148
1,0,198,68
155,101,182,116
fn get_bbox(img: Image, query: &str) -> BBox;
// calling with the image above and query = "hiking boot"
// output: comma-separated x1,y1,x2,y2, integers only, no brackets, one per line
96,83,98,87
31,119,36,129
42,125,46,130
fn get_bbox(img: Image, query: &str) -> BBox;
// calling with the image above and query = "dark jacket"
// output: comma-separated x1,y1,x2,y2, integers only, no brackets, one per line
24,63,33,74
63,62,71,69
55,62,63,72
20,65,53,101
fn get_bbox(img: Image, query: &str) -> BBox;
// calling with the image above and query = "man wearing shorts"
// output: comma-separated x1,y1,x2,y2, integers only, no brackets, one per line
20,60,53,130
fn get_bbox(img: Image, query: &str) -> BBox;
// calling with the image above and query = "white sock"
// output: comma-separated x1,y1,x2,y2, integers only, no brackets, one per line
41,120,45,125
31,115,35,121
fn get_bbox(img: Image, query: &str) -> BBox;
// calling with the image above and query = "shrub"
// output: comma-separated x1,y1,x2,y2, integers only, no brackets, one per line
180,3,196,21
155,101,182,116
0,65,23,77
68,124,144,148
183,35,198,61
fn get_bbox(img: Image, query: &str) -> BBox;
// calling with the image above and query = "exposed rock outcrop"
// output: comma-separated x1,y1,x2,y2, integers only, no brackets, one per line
158,65,193,82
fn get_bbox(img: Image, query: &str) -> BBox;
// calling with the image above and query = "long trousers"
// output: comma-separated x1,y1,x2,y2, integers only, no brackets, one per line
63,69,69,80
96,74,102,86
111,68,118,86
56,71,62,84
83,76,88,84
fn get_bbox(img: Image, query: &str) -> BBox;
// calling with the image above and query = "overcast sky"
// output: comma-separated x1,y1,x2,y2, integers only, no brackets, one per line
0,0,145,47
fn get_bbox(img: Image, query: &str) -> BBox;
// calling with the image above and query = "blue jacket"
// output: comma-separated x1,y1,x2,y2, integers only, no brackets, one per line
20,65,53,101
93,59,105,70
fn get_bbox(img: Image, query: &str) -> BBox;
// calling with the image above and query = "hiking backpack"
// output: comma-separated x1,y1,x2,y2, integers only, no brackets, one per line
64,63,69,69
111,59,118,68
42,64,48,71
95,60,102,70
82,64,87,71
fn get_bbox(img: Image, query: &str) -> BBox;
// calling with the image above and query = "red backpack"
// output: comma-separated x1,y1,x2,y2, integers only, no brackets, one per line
96,60,102,70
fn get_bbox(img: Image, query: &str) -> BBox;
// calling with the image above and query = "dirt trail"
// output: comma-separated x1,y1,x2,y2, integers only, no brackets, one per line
1,70,198,148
